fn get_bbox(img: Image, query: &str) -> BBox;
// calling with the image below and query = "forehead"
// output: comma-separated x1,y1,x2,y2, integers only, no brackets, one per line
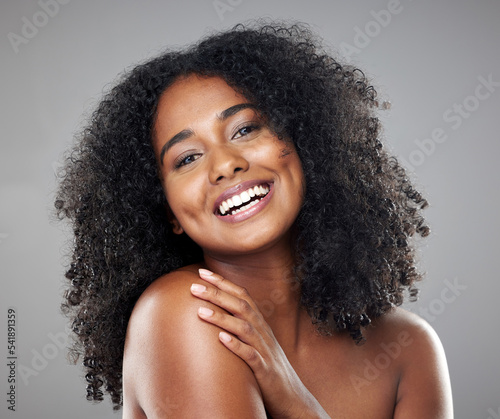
155,75,249,127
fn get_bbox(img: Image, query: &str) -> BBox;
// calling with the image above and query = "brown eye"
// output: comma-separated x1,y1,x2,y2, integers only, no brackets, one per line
232,124,260,139
174,153,201,168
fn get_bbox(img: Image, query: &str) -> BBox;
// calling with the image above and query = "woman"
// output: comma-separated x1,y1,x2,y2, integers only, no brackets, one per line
55,22,453,418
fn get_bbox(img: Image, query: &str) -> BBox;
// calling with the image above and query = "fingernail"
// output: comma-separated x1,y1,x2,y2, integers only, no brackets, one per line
199,268,214,277
191,283,206,293
219,331,232,343
198,307,213,317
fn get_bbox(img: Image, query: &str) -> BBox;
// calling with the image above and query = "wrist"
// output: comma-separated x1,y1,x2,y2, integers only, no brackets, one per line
278,389,331,419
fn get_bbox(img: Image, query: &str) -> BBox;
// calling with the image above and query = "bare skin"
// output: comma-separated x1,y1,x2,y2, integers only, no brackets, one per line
122,74,453,418
123,267,452,418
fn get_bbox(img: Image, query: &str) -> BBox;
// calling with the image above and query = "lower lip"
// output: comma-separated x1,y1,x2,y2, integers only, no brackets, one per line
215,184,274,224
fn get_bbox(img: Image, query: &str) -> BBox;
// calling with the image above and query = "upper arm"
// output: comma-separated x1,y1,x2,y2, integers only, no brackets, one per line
393,310,453,419
123,271,267,418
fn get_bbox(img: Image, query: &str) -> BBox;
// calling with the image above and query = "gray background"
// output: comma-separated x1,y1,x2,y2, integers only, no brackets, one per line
1,0,499,418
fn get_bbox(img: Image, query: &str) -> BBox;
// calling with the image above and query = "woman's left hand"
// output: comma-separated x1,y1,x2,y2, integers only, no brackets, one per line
190,268,330,419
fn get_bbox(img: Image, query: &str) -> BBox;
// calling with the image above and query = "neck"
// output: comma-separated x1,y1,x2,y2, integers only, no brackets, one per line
201,241,308,350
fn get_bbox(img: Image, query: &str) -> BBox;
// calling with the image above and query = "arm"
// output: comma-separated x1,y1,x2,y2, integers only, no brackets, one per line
191,270,453,419
192,268,331,419
392,311,454,418
122,270,268,418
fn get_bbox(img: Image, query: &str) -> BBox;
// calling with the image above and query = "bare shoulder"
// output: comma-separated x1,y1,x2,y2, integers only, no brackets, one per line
129,266,204,319
369,307,449,366
124,267,211,362
369,307,454,418
122,267,266,418
369,306,443,348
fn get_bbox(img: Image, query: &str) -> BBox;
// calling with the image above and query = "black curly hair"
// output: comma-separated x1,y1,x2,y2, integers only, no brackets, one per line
55,21,429,410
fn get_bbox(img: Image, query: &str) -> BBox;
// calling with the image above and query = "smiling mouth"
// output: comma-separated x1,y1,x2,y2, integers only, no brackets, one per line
217,184,270,216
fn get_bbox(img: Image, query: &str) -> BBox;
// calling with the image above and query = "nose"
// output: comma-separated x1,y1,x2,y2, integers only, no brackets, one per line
208,144,249,184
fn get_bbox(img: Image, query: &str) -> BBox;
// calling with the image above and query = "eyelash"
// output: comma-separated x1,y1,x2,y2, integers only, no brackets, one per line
173,123,261,169
174,152,202,169
232,123,260,139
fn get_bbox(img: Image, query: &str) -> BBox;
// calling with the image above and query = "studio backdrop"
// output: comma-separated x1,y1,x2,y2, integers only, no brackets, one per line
1,1,499,418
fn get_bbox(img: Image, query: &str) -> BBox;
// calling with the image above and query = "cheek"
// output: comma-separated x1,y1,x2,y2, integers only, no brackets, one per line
164,175,207,223
165,187,190,218
252,136,295,165
280,152,306,208
279,146,305,183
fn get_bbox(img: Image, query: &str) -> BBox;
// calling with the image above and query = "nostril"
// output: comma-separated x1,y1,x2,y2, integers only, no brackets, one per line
216,167,243,182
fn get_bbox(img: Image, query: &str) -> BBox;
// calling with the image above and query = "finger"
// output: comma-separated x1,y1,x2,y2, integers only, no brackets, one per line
197,306,264,347
191,283,260,325
198,269,260,312
218,331,266,374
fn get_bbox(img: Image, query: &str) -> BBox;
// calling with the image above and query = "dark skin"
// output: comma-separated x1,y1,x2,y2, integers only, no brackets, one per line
122,75,453,418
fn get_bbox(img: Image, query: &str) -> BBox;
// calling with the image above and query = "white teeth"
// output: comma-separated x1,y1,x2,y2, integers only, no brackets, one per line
230,198,261,215
232,194,242,206
219,200,230,215
218,184,270,215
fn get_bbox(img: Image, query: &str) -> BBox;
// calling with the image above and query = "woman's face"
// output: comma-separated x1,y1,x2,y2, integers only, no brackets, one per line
152,74,305,257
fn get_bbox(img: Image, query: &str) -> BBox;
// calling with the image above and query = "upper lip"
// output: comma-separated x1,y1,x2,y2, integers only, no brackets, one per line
213,179,272,214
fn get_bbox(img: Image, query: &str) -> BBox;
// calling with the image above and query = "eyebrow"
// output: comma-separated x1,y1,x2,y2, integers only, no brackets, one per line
159,103,260,165
218,103,259,121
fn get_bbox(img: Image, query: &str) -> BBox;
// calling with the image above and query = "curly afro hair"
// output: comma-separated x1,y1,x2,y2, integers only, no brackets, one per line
55,21,429,410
